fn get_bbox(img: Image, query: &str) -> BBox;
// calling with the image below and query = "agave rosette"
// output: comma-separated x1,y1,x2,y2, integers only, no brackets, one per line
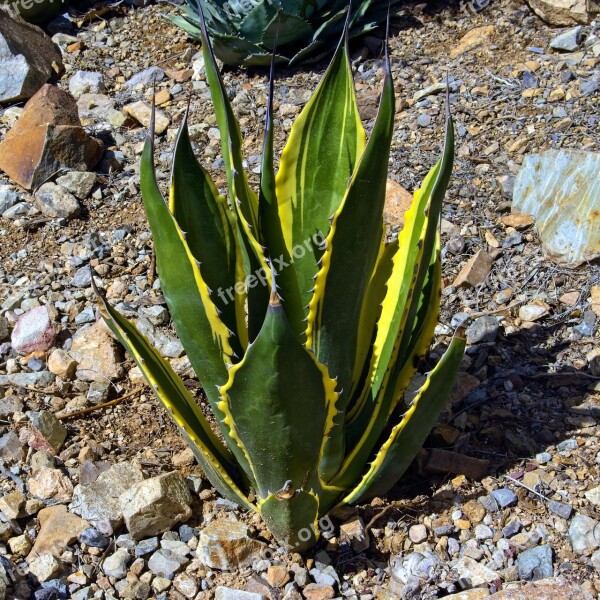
93,9,465,550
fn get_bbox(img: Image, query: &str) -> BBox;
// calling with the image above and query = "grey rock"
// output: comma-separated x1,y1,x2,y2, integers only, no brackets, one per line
491,488,518,508
215,588,266,600
78,528,109,548
0,371,54,387
123,67,164,90
161,539,190,556
74,306,95,324
147,548,189,579
0,430,25,462
34,183,80,220
390,551,442,597
0,395,23,418
466,316,499,343
102,548,131,579
557,438,578,451
70,267,92,288
11,305,55,355
71,587,93,600
513,150,600,265
550,26,583,51
70,462,144,528
574,310,596,336
133,316,184,358
417,114,431,127
475,524,494,540
536,452,552,464
569,514,600,553
2,202,30,219
517,544,553,581
0,185,20,213
121,471,192,540
0,11,63,103
139,305,169,325
549,500,573,519
503,519,522,537
56,172,97,200
69,71,105,99
135,537,159,557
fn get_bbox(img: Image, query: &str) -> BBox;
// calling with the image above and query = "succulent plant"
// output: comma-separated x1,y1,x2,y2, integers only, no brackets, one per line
93,11,465,551
166,0,405,66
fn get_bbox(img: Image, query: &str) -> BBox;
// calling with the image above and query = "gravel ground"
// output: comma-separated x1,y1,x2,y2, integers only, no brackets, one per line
0,0,599,598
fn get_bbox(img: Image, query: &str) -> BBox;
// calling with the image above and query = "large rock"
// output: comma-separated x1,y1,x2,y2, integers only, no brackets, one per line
0,10,63,104
512,150,600,265
121,471,192,540
0,84,103,190
70,462,144,530
27,505,89,560
11,305,55,355
526,0,599,25
198,518,266,570
70,321,124,383
488,577,594,599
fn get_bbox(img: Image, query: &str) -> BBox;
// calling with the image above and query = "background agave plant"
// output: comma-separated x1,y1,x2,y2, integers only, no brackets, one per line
93,9,466,551
166,0,405,66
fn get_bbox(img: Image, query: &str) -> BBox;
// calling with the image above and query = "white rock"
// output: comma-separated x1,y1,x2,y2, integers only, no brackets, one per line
28,554,63,583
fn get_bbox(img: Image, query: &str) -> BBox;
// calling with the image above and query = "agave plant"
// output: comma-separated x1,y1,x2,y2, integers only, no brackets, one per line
166,0,405,66
93,10,465,551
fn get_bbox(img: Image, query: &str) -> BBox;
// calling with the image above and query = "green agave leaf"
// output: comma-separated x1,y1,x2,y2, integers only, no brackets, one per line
275,30,365,321
140,120,240,454
92,280,253,510
261,11,313,48
260,490,320,552
196,5,271,339
239,1,278,43
306,48,394,482
218,289,339,499
341,330,467,504
170,113,248,357
258,52,305,339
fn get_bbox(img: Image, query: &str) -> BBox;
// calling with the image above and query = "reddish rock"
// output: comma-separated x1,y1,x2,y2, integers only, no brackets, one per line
453,250,494,288
384,179,413,229
0,84,103,190
11,305,55,355
488,577,593,599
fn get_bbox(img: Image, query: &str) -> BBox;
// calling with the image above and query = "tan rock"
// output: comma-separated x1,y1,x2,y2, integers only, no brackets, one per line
266,564,290,588
0,85,103,190
121,471,192,540
28,467,73,503
445,589,490,599
590,286,600,318
384,179,413,229
340,516,370,552
123,101,170,135
27,505,88,560
172,447,195,468
47,349,77,379
70,321,123,383
450,26,496,58
500,214,535,229
0,491,25,519
198,517,266,570
453,250,493,288
526,0,597,25
424,448,489,480
28,554,63,583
